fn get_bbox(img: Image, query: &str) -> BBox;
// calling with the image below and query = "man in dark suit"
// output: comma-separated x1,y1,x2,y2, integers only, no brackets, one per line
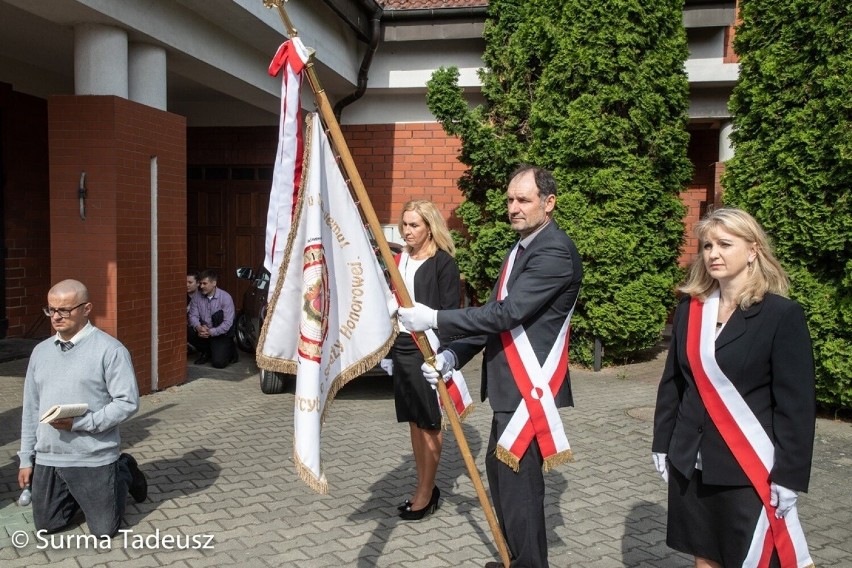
399,165,583,568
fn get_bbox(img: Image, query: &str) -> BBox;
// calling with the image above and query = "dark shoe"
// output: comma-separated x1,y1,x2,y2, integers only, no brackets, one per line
194,353,210,365
484,563,505,568
399,486,440,521
398,485,438,511
120,453,147,503
399,500,437,521
229,350,239,364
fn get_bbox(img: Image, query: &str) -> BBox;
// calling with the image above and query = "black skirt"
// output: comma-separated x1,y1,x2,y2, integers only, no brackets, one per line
392,334,442,430
667,466,780,566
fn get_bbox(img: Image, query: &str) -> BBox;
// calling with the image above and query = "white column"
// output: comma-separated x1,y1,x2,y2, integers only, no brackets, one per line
719,120,735,162
129,43,167,111
74,24,128,98
150,156,159,392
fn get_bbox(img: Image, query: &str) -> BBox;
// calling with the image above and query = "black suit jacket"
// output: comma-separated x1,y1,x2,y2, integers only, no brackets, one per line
437,221,583,412
652,293,816,490
410,249,461,313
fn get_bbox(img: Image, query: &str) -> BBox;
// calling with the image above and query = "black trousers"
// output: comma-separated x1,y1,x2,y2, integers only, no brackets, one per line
188,327,235,368
32,459,132,538
486,412,548,568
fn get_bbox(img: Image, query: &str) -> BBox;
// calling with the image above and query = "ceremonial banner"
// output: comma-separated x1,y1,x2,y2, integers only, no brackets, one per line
257,37,309,368
264,37,310,297
258,113,397,493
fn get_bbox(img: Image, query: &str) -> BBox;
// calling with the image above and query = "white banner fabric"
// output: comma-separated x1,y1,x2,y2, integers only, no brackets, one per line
260,113,397,493
264,38,309,297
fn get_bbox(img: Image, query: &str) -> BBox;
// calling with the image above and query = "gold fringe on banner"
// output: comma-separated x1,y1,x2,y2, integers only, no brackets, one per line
322,331,398,428
255,114,315,376
294,439,328,494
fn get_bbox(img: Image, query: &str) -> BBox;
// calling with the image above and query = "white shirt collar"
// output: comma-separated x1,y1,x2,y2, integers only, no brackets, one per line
519,217,551,249
54,321,96,346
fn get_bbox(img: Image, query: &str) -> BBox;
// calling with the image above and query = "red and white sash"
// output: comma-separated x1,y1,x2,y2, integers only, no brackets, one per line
495,244,575,472
686,291,812,568
393,254,474,421
424,328,474,421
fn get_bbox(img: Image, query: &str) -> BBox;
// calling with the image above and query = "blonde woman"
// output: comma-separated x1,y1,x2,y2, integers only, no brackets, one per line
653,208,815,567
392,200,460,520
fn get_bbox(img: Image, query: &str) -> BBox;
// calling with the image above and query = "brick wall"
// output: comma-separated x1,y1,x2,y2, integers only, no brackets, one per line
48,95,187,394
342,123,467,229
681,127,721,267
723,0,741,64
188,120,718,277
343,121,722,271
1,86,51,338
189,123,468,230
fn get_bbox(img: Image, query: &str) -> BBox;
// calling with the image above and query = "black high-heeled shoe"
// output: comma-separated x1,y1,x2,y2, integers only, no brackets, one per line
397,485,439,512
399,486,440,521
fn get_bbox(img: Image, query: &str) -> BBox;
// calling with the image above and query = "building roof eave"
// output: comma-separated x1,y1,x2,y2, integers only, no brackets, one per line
382,6,487,22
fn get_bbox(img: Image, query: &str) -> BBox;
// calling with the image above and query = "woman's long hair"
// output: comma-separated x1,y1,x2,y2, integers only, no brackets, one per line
397,200,455,258
680,207,789,308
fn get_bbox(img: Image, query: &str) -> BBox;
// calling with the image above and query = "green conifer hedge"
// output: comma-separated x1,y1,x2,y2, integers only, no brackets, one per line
426,0,692,364
722,0,851,410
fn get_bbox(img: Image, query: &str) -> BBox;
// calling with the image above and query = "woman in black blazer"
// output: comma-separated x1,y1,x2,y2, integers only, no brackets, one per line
391,200,461,521
653,208,815,568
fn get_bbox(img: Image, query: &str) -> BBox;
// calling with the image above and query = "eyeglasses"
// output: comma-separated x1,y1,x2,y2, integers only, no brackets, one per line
42,302,88,318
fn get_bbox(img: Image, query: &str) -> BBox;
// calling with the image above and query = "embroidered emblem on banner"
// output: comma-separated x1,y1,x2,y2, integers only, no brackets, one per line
298,243,329,362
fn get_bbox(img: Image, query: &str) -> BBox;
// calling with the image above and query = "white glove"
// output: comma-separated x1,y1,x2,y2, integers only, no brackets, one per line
421,351,456,388
379,358,393,376
398,302,438,332
770,482,798,518
652,452,669,483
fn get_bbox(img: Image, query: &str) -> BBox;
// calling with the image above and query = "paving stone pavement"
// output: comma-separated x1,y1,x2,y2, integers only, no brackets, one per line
0,347,850,567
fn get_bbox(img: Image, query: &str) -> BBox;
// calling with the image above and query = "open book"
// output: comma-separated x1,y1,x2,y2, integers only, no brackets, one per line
39,403,88,424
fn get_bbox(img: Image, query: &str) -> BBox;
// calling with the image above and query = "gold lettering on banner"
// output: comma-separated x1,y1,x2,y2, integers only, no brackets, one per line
339,262,364,341
325,339,344,372
319,197,350,248
295,395,321,413
324,262,369,377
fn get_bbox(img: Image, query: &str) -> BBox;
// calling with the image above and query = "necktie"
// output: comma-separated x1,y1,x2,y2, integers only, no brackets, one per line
516,244,525,259
59,341,74,352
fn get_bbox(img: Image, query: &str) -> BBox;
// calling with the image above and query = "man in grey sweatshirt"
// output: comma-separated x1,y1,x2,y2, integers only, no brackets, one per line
18,279,147,538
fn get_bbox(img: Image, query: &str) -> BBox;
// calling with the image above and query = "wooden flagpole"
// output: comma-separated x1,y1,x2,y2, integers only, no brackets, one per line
263,2,510,566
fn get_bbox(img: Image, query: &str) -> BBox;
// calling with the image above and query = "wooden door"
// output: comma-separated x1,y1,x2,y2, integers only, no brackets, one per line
230,183,269,308
188,168,270,311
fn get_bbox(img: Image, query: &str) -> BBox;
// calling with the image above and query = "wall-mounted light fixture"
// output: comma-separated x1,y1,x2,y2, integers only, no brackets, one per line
78,172,87,220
